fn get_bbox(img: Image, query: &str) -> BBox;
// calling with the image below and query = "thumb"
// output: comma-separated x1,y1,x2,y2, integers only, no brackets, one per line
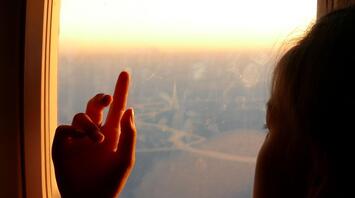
116,108,136,168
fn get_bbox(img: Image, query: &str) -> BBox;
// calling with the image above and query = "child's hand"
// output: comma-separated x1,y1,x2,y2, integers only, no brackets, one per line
52,71,136,198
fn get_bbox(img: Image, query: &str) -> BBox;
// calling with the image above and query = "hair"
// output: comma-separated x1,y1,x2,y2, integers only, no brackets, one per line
267,6,355,197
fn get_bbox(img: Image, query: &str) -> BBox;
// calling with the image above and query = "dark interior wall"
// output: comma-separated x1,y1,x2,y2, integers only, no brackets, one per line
0,0,26,197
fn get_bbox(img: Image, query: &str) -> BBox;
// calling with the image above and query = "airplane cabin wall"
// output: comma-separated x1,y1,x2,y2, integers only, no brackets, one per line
0,0,26,197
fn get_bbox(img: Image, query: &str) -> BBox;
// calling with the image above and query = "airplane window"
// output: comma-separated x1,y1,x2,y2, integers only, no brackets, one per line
58,0,316,197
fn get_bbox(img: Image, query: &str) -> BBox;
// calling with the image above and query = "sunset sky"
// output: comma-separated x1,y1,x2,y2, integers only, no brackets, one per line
59,0,316,52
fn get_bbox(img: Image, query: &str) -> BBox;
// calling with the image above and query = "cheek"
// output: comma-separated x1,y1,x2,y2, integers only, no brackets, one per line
253,135,289,197
253,134,312,197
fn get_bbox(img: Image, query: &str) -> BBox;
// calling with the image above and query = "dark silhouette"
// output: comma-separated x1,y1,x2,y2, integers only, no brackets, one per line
52,72,136,197
52,7,355,198
254,7,355,198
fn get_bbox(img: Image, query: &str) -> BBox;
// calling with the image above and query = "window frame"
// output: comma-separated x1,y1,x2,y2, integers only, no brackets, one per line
24,0,60,197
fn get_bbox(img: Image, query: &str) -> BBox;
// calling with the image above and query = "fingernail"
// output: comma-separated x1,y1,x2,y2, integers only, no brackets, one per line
96,132,105,143
129,109,135,124
119,71,130,81
91,128,104,143
100,95,111,105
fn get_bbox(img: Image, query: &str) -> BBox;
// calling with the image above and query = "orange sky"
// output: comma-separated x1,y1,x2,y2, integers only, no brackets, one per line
59,0,316,52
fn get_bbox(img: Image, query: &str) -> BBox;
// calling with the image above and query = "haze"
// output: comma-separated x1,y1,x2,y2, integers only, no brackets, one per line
59,0,316,52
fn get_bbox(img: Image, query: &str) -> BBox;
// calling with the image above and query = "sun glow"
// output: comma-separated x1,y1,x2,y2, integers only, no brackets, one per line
60,0,316,52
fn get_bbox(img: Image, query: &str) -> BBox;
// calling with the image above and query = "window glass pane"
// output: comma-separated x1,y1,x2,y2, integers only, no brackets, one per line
58,0,316,197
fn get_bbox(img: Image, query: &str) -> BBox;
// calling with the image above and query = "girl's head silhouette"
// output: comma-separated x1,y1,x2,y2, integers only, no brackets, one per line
254,6,355,198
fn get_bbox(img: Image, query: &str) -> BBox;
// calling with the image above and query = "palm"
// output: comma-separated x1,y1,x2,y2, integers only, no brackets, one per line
52,72,136,198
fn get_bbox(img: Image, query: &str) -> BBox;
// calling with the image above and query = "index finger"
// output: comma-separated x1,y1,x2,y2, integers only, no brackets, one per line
104,71,130,129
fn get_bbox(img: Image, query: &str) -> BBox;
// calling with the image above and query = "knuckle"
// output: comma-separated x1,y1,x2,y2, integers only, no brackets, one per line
73,112,86,123
55,125,67,134
87,99,95,107
94,94,105,103
95,93,105,99
87,93,106,108
131,126,137,137
54,125,74,139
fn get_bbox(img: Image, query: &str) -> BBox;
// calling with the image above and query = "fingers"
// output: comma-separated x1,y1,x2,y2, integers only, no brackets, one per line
52,125,85,160
52,113,106,163
53,125,85,144
116,109,136,168
86,93,112,125
72,113,105,143
104,71,130,129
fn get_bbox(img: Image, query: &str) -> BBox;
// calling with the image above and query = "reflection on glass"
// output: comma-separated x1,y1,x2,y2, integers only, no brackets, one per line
58,0,316,197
